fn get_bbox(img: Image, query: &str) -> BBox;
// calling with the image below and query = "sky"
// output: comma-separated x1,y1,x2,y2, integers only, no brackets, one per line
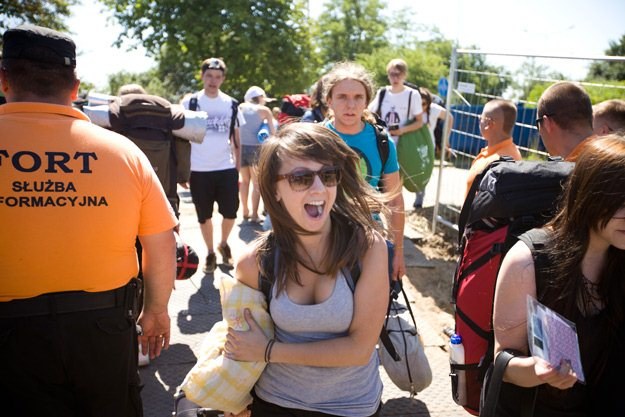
67,0,625,91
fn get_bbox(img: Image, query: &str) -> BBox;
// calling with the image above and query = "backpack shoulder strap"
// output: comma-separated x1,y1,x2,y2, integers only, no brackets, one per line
376,87,387,118
373,124,390,176
188,92,199,111
230,98,239,148
258,234,277,307
518,228,551,298
407,89,412,120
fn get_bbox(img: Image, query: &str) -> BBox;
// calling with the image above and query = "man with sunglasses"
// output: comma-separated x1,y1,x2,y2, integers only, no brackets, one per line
181,57,246,274
535,81,596,162
464,99,521,199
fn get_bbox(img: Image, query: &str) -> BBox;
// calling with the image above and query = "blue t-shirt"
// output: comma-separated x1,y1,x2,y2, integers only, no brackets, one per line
326,122,399,189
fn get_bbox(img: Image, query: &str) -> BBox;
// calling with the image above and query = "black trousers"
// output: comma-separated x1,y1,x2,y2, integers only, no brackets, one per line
0,304,142,417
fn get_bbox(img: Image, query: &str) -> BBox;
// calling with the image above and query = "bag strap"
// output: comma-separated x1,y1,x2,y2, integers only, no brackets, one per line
376,87,387,118
188,93,199,111
480,350,537,417
229,98,239,149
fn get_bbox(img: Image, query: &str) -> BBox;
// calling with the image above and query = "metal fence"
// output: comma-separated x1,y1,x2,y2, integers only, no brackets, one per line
430,48,625,233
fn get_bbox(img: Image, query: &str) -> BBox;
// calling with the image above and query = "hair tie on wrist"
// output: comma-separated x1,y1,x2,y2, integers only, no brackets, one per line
264,339,276,363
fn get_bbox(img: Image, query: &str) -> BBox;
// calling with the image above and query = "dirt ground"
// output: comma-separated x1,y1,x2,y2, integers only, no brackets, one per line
404,209,458,338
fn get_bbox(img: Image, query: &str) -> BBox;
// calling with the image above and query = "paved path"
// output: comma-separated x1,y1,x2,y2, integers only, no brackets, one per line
139,187,471,417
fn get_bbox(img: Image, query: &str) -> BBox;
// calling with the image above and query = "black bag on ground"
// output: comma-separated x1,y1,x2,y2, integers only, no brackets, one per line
450,157,573,415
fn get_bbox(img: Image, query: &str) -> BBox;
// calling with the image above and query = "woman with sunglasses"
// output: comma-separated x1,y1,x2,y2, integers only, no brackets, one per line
322,61,406,282
493,134,625,416
224,123,390,417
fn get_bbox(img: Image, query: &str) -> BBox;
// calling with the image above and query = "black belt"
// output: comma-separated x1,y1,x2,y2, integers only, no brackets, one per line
0,284,132,318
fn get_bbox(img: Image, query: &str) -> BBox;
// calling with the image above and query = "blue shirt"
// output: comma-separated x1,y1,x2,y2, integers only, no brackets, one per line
326,122,399,189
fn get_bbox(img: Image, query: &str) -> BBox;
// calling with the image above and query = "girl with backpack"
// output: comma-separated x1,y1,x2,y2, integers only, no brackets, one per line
493,134,625,416
223,123,390,416
322,61,406,281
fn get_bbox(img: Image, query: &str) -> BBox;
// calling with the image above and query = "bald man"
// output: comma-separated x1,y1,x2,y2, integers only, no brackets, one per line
465,99,522,198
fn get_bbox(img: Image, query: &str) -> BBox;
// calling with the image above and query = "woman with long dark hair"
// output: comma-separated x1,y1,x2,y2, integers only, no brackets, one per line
493,134,625,415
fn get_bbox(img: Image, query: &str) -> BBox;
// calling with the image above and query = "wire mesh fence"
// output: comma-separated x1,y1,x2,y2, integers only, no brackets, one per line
430,48,625,233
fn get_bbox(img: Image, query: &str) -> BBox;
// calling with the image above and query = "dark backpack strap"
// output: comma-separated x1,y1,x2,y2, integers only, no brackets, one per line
518,228,551,298
230,98,239,149
373,124,390,180
457,156,515,244
480,350,537,417
376,87,387,118
258,235,277,307
188,93,198,111
407,89,412,120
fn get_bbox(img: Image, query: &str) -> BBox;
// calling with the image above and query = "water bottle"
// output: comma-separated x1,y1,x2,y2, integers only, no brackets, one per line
257,119,270,142
450,333,467,406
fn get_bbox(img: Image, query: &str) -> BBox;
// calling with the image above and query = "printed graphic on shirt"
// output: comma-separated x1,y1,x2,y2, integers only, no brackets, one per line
384,107,401,127
205,115,232,134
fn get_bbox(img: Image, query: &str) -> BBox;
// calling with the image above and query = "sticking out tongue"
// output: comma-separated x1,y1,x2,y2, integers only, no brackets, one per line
305,203,323,218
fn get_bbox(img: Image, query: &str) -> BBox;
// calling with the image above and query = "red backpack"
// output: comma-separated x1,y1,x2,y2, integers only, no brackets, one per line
451,157,573,415
278,94,310,125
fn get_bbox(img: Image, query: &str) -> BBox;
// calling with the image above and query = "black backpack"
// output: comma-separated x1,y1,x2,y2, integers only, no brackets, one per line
188,93,239,148
450,157,573,414
109,93,185,211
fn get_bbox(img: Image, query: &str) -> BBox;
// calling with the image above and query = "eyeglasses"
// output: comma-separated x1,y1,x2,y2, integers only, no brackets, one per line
388,71,402,78
535,114,555,130
276,166,341,191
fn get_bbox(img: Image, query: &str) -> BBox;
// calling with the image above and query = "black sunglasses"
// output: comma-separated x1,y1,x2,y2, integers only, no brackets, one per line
276,166,341,192
535,113,555,129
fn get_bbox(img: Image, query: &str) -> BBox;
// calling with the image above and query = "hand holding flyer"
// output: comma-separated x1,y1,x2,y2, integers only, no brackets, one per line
526,296,585,383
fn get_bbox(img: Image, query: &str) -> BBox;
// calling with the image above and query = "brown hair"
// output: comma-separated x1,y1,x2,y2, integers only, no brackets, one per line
419,87,433,123
538,81,593,131
323,61,377,125
386,58,408,75
200,57,227,75
255,123,388,295
2,58,76,99
593,99,625,133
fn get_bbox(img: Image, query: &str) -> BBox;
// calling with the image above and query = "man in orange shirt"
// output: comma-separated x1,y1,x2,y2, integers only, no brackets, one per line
536,81,596,162
465,99,522,198
0,24,177,416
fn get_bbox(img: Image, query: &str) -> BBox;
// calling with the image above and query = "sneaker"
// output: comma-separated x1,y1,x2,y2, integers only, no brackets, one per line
218,244,233,266
203,252,217,274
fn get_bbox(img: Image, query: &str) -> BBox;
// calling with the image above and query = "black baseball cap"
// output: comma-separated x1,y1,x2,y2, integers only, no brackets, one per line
2,24,76,68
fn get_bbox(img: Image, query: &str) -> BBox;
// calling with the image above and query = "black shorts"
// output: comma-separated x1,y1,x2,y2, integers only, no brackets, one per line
190,168,239,222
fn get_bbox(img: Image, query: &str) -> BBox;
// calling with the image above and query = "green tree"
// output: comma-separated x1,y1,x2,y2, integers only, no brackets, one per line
100,0,317,98
587,34,625,81
106,69,169,100
315,0,389,64
1,0,76,32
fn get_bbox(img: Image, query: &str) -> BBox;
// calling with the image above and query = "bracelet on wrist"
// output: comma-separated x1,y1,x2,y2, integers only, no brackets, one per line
264,339,276,363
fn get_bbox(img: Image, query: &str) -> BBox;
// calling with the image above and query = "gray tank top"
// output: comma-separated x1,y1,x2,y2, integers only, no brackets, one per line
239,103,264,146
254,271,383,416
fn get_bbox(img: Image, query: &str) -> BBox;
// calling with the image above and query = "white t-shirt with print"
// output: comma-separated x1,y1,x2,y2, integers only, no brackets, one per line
183,90,246,172
369,87,422,143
